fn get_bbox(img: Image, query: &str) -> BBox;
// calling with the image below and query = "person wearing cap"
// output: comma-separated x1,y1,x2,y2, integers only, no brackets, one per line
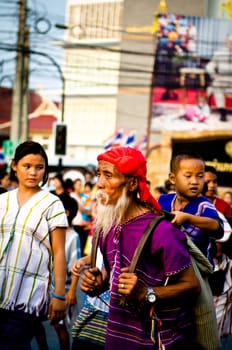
210,213,232,350
79,146,201,350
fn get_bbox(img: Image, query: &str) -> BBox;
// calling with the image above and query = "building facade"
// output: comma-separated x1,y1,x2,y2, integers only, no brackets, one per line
62,0,215,163
63,0,123,164
54,0,232,191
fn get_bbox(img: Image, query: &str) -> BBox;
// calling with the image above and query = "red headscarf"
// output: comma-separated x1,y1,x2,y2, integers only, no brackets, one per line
97,147,161,212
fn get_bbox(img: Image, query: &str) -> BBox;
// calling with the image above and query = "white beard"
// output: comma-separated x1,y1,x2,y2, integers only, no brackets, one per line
95,187,131,235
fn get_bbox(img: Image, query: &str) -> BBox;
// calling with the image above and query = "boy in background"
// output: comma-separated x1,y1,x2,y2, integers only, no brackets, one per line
54,195,82,350
204,165,232,219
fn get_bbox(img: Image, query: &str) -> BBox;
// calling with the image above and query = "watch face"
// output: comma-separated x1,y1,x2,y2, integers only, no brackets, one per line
148,293,156,303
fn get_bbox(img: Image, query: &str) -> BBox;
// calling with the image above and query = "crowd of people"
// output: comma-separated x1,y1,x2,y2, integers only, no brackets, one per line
0,141,232,350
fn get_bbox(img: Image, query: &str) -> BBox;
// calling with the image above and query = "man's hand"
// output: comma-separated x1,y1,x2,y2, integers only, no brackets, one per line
71,255,90,277
118,267,138,295
118,267,148,307
80,267,103,296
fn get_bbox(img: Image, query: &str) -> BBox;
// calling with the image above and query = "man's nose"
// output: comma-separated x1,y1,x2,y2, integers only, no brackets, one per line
97,176,104,188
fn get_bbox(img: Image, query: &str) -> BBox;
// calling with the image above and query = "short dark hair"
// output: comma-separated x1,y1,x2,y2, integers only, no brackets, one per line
59,194,78,226
205,165,217,175
154,186,166,195
84,181,93,190
0,171,8,181
170,150,204,173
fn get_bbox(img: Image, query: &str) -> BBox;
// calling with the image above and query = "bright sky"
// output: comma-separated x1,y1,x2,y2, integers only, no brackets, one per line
30,0,67,99
0,0,68,101
45,0,67,22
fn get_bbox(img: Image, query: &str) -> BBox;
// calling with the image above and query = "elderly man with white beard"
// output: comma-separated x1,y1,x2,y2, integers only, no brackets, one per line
77,146,202,350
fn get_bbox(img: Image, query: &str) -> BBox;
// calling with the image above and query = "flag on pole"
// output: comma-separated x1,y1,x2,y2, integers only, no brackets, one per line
103,128,124,149
135,135,148,154
122,130,136,147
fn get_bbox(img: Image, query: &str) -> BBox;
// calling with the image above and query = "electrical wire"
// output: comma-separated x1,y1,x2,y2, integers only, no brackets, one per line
0,0,228,95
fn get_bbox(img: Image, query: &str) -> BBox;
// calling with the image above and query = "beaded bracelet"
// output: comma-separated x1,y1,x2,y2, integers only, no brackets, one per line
52,293,65,301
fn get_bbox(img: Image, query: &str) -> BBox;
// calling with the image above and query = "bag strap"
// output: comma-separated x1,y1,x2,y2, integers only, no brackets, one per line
90,228,101,268
90,210,172,269
128,215,164,273
128,209,175,273
90,217,163,269
90,209,175,272
119,215,164,307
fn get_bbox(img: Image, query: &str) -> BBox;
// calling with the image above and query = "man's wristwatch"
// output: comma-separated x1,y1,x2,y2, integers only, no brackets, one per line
146,287,156,303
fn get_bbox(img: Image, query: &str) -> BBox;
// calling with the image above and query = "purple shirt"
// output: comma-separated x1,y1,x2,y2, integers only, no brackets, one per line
100,212,193,350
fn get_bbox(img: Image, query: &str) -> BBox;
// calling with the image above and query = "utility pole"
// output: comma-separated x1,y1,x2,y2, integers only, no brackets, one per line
21,25,29,141
10,0,29,143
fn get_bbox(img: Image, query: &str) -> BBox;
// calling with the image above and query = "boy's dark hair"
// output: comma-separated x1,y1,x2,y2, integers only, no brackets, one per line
60,194,78,226
205,165,217,175
170,150,204,173
0,171,8,181
154,186,166,195
84,181,93,190
64,178,74,191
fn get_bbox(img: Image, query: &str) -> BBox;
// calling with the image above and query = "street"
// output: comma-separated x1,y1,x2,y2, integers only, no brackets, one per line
31,321,60,350
31,283,85,350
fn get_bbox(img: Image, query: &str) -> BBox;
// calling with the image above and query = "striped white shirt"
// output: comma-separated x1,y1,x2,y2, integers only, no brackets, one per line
0,189,68,316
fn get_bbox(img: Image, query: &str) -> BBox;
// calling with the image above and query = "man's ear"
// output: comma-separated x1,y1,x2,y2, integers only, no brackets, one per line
127,176,138,192
169,172,176,184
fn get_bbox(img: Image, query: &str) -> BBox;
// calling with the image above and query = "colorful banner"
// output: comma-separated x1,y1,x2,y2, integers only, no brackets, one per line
152,14,232,132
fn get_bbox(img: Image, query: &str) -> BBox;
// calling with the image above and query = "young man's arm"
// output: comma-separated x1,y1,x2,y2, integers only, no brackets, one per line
171,211,223,239
66,255,91,304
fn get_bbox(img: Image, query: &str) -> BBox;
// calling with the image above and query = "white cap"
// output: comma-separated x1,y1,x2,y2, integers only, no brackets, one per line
216,211,232,243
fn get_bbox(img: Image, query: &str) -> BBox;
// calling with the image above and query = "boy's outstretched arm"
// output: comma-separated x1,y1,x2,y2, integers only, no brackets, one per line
171,211,223,239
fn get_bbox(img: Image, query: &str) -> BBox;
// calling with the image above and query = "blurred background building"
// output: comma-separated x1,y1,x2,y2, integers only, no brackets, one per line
61,0,123,164
0,0,231,191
